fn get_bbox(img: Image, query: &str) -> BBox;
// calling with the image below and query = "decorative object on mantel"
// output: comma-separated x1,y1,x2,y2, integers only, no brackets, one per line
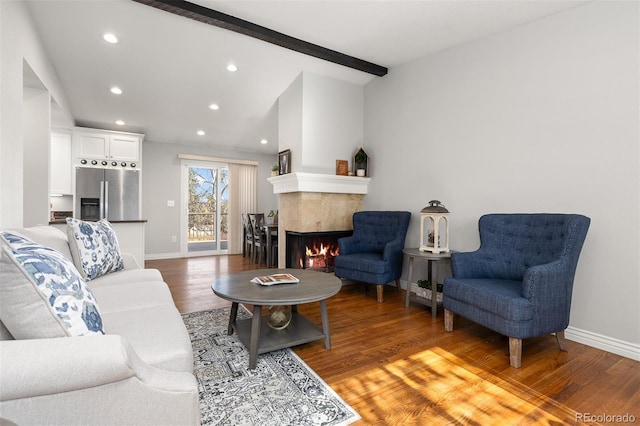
278,149,291,175
336,159,348,176
420,200,450,254
354,148,368,177
270,164,279,176
416,279,444,302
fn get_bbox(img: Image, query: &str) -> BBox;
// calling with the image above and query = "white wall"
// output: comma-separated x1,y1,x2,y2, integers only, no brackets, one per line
0,1,72,228
302,72,364,174
278,73,303,171
364,1,639,358
278,71,364,174
22,87,50,226
142,141,278,258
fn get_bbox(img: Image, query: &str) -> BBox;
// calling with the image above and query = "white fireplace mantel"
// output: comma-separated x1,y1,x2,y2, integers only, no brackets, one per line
268,172,370,194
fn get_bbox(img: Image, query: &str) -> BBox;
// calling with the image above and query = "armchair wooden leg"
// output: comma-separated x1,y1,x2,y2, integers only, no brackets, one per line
444,309,454,332
509,337,522,368
376,285,384,303
556,330,568,351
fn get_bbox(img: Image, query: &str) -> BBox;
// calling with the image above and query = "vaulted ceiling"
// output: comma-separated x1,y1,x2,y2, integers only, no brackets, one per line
27,0,585,154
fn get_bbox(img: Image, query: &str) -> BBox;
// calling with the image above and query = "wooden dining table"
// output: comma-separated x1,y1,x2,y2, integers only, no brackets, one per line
262,223,279,268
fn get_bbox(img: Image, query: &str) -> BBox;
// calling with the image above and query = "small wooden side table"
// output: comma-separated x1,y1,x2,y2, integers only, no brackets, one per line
403,248,452,317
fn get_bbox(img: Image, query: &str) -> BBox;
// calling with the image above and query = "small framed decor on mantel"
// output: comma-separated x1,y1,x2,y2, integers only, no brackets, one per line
336,160,348,176
278,149,291,175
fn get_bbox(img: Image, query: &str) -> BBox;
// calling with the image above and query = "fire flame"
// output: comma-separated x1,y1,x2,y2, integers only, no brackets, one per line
303,243,340,270
305,243,339,257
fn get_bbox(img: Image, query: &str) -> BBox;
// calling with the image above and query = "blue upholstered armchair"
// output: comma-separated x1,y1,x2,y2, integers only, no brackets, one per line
443,214,590,368
334,211,411,303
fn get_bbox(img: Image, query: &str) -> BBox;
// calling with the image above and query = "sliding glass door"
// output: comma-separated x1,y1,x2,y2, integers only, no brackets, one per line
181,161,229,256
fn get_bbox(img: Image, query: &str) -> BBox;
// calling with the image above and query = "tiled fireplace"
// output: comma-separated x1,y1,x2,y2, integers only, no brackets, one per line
268,172,370,268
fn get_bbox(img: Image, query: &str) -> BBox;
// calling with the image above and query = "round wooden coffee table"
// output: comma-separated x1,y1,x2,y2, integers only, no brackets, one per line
212,268,341,369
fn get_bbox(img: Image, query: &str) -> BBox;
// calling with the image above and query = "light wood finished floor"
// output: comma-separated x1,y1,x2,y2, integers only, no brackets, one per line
147,255,640,425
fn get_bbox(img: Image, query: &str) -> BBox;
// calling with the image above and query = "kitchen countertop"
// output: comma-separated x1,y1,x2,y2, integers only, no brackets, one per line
49,219,148,225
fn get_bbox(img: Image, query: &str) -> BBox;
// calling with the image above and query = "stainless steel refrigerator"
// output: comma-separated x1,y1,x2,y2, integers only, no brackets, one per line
75,167,140,221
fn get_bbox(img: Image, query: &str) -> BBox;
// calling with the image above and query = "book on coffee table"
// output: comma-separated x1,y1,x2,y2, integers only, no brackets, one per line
251,273,300,286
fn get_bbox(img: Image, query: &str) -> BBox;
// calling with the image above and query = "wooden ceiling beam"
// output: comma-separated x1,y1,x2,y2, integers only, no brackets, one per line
132,0,388,77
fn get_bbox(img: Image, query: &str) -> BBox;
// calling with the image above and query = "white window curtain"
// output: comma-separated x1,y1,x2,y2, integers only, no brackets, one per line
228,163,257,254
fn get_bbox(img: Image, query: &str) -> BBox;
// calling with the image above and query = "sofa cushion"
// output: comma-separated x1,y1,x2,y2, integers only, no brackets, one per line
0,232,105,338
335,252,389,274
9,226,73,261
88,268,163,289
0,320,14,340
91,281,175,314
66,218,124,281
443,277,533,322
101,305,193,373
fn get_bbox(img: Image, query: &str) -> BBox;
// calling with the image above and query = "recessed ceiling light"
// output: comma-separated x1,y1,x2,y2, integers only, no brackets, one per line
115,120,125,126
208,103,220,111
197,130,205,136
260,139,268,145
103,33,118,44
110,86,123,95
227,64,238,72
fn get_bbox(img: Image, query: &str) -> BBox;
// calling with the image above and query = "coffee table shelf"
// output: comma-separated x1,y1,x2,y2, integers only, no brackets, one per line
233,312,325,354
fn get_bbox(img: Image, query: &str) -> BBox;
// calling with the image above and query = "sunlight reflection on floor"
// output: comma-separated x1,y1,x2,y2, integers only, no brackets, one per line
336,347,577,425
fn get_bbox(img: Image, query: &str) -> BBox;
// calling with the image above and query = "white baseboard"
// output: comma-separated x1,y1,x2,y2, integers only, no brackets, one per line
144,251,237,261
399,279,409,290
565,326,640,361
145,252,181,261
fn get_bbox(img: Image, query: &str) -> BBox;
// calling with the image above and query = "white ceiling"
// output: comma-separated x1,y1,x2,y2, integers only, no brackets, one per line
27,0,586,154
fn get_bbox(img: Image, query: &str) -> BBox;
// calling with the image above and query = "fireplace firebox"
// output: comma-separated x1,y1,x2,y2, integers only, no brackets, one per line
286,230,353,272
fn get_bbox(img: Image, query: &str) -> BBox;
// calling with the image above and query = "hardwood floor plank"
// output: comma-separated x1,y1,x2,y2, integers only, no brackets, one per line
147,255,640,424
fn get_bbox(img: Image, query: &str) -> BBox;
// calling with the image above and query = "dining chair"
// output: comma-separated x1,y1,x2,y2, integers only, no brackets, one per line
248,213,266,265
242,213,253,258
267,227,278,267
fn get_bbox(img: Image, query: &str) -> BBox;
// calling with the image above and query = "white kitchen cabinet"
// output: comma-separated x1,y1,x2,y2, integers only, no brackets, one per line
76,132,108,159
75,128,142,163
50,131,72,195
109,134,140,161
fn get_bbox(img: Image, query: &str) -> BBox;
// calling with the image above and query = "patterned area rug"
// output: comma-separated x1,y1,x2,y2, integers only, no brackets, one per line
182,307,360,426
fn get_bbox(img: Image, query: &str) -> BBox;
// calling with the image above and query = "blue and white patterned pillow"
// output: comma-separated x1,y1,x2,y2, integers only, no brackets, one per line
66,218,124,281
0,231,104,337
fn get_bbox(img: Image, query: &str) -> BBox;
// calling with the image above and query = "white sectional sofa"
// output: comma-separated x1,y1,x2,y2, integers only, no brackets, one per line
0,225,200,425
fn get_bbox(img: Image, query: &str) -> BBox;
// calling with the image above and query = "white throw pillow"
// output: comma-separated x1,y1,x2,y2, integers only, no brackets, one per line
66,218,124,281
0,231,105,338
